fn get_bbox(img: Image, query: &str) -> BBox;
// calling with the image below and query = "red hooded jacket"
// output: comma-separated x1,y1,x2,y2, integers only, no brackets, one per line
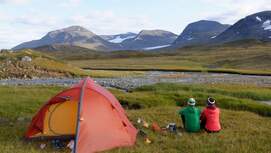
200,106,221,132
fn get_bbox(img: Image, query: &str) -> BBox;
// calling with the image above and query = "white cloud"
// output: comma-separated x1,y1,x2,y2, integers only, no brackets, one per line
60,0,82,8
68,10,155,34
0,0,31,5
13,14,59,27
1,0,271,49
200,0,271,24
0,9,155,48
0,11,61,49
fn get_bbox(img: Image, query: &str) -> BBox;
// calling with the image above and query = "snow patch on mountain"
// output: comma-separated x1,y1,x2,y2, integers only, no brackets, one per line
256,16,262,22
109,35,136,43
211,35,217,39
262,20,271,30
143,44,170,50
134,36,144,41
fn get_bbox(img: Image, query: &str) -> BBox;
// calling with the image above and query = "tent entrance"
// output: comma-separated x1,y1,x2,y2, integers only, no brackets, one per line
42,101,78,137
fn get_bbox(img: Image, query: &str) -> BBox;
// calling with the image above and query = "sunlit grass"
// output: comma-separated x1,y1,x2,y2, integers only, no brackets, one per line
0,83,271,153
68,43,271,75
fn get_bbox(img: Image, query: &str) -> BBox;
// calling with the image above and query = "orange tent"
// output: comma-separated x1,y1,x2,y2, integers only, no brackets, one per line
25,77,137,153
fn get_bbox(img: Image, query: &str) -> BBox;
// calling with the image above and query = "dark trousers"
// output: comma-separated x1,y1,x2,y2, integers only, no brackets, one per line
200,119,206,129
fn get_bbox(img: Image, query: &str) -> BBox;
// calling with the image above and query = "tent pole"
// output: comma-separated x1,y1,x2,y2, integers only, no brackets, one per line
73,78,87,153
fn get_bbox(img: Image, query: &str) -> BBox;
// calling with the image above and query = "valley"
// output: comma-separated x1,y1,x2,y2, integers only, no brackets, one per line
0,7,271,153
68,41,271,76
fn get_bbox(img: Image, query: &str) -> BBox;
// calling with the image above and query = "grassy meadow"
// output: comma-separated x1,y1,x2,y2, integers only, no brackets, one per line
0,50,146,78
2,42,271,79
67,42,271,75
0,83,271,153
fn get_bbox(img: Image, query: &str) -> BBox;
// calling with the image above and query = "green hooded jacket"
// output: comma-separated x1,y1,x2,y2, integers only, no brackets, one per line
178,106,201,132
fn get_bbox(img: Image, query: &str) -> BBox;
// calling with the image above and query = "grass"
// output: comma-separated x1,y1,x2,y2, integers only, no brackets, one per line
0,83,271,153
67,42,271,75
113,83,271,116
0,50,145,78
109,107,271,153
0,50,85,78
1,107,271,153
0,86,63,120
32,57,145,78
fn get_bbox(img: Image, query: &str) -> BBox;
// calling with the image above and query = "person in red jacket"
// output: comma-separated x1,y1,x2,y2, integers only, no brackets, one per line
200,97,221,133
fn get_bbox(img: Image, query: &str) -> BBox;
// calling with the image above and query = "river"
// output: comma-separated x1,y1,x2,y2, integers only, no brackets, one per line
0,71,271,90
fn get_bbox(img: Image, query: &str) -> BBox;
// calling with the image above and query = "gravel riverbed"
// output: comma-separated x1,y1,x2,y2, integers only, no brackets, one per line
1,71,271,90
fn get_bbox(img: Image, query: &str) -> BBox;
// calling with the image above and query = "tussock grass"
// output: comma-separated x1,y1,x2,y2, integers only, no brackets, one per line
113,83,271,116
0,107,270,153
0,86,63,120
109,107,271,153
0,84,271,153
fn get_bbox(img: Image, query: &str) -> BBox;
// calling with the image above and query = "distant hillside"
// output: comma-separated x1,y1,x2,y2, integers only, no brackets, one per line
33,44,159,60
0,49,87,78
67,40,271,75
12,26,121,51
33,44,106,60
173,20,230,47
213,11,271,44
33,39,271,61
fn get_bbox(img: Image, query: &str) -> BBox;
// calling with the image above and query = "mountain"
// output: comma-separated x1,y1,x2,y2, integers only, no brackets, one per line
173,20,230,47
13,26,120,51
213,11,271,44
13,11,271,52
100,32,137,43
120,30,178,50
13,27,176,51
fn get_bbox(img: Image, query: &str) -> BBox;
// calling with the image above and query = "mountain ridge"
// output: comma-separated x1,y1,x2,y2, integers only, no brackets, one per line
12,26,121,51
120,29,178,50
213,11,271,44
173,20,230,47
11,11,271,51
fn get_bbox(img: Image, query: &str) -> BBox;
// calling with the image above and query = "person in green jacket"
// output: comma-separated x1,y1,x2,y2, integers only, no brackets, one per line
178,98,201,132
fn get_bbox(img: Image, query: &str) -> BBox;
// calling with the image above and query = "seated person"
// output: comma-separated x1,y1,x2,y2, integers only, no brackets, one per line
178,98,201,132
200,97,221,133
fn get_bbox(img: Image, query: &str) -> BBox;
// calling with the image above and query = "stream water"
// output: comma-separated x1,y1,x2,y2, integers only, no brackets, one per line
0,71,271,89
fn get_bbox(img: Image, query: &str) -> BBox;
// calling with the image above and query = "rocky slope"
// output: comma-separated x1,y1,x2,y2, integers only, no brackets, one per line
0,50,86,78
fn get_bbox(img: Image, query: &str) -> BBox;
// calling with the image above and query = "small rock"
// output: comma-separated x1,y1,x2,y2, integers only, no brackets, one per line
40,143,46,149
21,56,32,62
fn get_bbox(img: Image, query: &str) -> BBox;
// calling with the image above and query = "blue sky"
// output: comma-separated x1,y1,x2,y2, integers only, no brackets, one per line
0,0,270,49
